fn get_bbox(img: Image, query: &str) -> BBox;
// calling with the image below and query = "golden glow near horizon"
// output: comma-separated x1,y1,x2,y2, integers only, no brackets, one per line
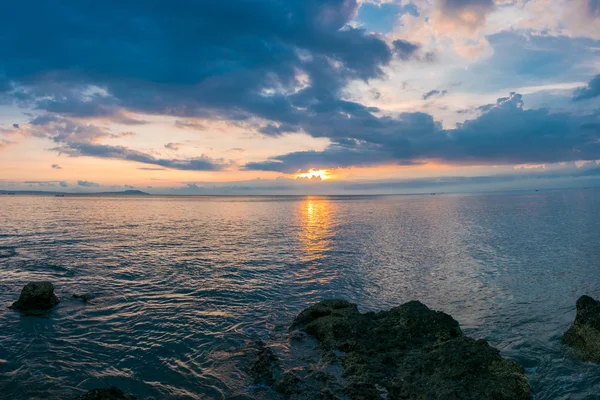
294,169,332,180
298,197,335,272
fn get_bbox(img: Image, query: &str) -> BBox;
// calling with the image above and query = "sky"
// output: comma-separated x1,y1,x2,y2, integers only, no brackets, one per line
1,0,600,194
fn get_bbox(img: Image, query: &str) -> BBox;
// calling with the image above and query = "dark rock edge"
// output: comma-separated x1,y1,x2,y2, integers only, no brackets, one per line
249,299,532,400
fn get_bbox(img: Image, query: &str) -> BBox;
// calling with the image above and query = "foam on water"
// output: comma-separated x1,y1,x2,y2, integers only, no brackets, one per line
0,190,599,399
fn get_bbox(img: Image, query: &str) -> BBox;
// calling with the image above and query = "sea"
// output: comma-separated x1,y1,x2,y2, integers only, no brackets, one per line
0,189,599,399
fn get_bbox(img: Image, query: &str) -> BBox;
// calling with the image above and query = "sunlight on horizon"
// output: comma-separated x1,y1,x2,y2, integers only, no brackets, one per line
294,169,333,180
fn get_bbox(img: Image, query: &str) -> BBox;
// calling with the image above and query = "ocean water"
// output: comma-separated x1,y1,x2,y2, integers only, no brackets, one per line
0,190,599,399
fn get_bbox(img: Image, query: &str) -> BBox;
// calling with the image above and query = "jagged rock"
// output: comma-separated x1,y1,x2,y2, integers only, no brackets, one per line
274,371,302,395
292,299,531,400
564,295,600,362
10,282,59,311
73,387,136,400
248,340,281,386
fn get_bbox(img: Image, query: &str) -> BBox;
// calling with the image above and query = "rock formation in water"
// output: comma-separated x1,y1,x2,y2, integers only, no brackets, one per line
248,340,281,386
285,299,532,400
245,338,346,399
10,281,60,311
73,387,136,400
563,295,600,362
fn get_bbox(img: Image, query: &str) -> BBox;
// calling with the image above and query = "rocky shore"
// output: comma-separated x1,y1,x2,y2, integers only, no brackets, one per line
245,299,532,400
8,281,600,399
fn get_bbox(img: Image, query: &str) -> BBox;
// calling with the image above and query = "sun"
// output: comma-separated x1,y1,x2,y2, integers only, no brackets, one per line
294,169,332,180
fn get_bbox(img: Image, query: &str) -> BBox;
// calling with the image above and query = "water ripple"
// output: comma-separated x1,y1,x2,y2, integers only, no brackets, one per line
0,191,599,398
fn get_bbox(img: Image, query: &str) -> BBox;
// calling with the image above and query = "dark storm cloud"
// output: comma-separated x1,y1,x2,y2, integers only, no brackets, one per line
573,74,600,101
245,93,600,172
0,0,394,123
55,143,228,171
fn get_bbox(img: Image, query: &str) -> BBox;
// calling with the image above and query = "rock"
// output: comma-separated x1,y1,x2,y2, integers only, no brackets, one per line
10,282,59,311
563,295,600,362
292,299,531,400
248,340,281,386
274,371,302,395
73,293,95,303
73,387,136,400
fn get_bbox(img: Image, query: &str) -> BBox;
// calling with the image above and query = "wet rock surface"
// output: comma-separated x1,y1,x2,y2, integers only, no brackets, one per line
249,340,281,386
73,387,137,400
564,295,600,362
10,281,59,311
287,299,531,400
243,337,348,399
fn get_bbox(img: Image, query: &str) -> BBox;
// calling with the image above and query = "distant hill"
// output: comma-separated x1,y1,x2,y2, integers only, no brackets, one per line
0,189,150,196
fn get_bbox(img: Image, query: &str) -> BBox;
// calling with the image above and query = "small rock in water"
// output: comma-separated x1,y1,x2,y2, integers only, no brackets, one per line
73,387,136,400
73,293,95,303
10,282,59,311
563,295,600,362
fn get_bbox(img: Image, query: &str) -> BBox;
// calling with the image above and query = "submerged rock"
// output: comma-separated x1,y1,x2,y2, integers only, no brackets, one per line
73,293,95,303
563,295,600,362
248,340,281,386
290,299,531,400
73,387,136,400
10,281,59,311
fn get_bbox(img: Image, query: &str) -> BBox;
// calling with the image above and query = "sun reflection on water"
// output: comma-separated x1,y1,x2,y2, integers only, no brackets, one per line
296,198,337,286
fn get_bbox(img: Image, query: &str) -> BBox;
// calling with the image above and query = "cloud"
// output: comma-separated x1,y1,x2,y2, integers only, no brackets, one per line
78,180,100,187
137,167,166,171
109,131,136,139
432,0,495,35
55,143,229,171
422,89,448,100
157,161,600,194
573,74,600,101
245,93,600,172
0,139,15,150
23,180,68,188
175,120,206,130
0,0,397,127
392,40,420,60
165,142,184,151
11,114,230,171
51,164,62,169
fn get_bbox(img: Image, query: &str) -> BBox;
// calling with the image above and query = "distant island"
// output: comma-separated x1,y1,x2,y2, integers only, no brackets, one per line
0,190,149,196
